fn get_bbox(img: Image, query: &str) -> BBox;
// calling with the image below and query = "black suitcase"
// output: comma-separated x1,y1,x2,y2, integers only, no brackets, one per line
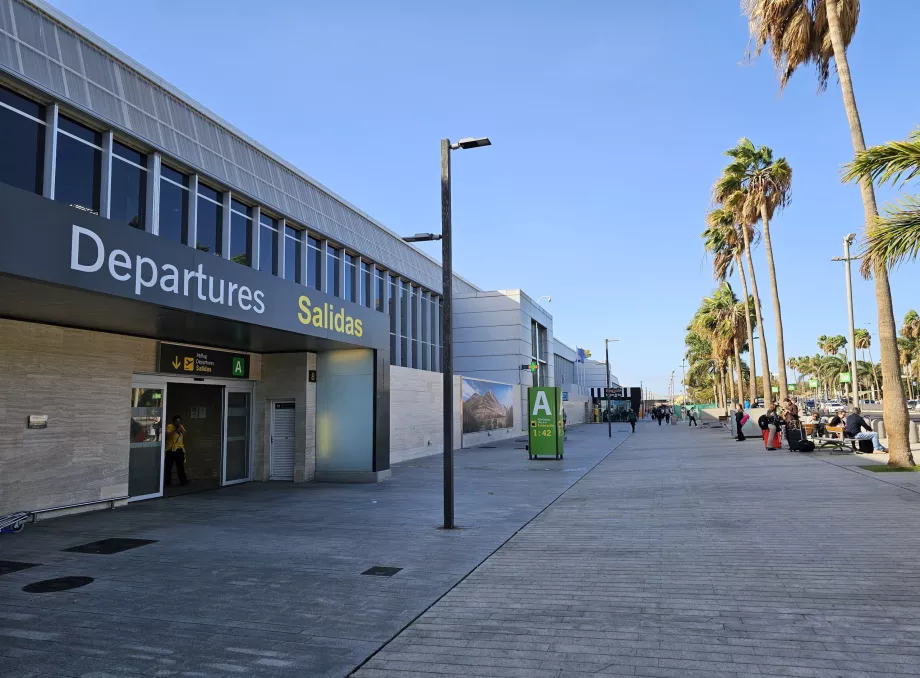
786,428,803,451
857,439,874,453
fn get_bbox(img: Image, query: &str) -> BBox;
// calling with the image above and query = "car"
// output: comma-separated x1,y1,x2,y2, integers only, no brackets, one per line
823,401,843,413
908,400,919,411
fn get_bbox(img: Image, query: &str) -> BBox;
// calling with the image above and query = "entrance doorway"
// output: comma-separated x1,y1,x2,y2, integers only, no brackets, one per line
163,383,223,496
127,376,253,502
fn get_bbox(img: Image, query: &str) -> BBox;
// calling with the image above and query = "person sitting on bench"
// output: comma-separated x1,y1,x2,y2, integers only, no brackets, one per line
845,408,887,453
809,411,826,438
828,409,845,430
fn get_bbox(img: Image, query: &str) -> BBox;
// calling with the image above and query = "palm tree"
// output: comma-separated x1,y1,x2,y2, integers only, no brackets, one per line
703,208,759,403
854,328,881,399
691,283,745,412
899,311,920,401
742,0,913,467
716,139,791,403
710,195,772,410
843,129,920,271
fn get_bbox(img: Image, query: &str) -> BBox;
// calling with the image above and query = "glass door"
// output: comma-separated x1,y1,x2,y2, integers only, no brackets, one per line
129,384,165,500
223,389,252,485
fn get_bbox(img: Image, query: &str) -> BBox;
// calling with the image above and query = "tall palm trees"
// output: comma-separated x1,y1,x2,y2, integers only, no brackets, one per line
702,208,759,404
715,139,791,404
854,328,880,399
742,0,913,467
690,282,747,413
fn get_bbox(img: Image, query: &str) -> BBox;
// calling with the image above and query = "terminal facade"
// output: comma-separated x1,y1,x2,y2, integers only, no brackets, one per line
0,0,620,519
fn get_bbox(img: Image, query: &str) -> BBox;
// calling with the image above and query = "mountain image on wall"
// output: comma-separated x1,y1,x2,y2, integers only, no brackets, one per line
463,389,514,434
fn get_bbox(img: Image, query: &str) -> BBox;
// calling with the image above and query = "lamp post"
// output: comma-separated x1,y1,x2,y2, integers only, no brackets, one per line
537,295,552,304
605,338,619,438
832,233,860,407
402,136,491,530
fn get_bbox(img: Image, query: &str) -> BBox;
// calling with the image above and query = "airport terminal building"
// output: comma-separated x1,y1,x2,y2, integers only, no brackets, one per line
0,0,620,519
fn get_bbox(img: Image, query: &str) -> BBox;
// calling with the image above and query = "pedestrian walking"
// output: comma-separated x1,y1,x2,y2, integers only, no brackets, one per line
627,408,637,433
656,408,663,426
735,403,748,442
164,414,189,486
688,407,697,427
665,408,671,425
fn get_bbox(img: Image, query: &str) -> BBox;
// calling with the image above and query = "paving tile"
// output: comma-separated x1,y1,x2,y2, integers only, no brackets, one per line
355,424,920,677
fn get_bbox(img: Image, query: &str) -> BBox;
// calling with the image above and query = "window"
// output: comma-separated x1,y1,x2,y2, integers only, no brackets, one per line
307,236,321,290
360,262,372,308
158,165,189,244
421,291,429,371
196,183,223,256
55,116,101,214
284,225,302,283
375,269,385,313
0,85,45,194
410,285,419,368
110,141,146,230
259,214,279,275
434,297,441,372
400,280,409,367
326,246,341,296
229,199,252,266
344,253,356,303
531,320,548,386
388,274,397,364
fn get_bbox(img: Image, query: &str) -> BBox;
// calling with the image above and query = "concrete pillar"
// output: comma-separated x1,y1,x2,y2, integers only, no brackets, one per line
100,130,113,219
251,205,261,271
910,421,919,445
221,191,232,259
186,174,198,248
877,419,886,440
42,103,58,199
145,152,161,235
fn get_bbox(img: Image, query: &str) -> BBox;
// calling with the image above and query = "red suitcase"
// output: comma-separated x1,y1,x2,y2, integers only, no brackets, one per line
762,429,782,449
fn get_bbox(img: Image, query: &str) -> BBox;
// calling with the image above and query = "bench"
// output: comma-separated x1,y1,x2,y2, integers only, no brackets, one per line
805,424,862,453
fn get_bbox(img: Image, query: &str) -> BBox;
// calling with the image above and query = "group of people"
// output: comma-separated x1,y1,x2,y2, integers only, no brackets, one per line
650,406,673,425
810,407,887,452
732,397,886,452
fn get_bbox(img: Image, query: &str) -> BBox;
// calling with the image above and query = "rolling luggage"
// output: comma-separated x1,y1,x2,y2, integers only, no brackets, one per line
762,429,782,449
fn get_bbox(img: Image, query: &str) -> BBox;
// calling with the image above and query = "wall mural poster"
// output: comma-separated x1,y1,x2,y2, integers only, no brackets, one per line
461,378,514,434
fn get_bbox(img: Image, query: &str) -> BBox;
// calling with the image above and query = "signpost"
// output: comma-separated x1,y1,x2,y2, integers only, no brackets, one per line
787,384,797,392
158,343,250,379
771,385,779,393
808,379,819,388
527,387,564,460
839,372,852,384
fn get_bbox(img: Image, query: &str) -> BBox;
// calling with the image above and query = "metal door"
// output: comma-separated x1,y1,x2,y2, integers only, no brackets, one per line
270,400,295,481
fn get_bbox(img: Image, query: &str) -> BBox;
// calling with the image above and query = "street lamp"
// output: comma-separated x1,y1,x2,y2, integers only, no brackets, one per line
832,232,860,406
402,135,491,530
605,338,619,438
537,295,552,304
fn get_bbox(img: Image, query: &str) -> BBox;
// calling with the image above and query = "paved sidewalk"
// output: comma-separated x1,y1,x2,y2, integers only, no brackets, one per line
0,425,627,678
356,421,920,677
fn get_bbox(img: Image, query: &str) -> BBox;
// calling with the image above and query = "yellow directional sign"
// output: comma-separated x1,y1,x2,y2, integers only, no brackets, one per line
158,343,250,379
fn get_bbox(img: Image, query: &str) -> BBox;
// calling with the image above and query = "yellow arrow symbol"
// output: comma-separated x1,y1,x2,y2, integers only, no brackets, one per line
172,356,181,369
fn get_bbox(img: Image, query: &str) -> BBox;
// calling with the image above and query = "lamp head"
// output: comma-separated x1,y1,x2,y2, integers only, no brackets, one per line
454,137,492,150
846,233,857,243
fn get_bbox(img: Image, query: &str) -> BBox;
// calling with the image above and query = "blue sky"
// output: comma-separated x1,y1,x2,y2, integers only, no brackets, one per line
52,0,920,396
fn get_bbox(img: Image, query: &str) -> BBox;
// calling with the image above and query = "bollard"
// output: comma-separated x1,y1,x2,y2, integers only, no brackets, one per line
871,419,880,433
877,419,886,440
910,422,919,445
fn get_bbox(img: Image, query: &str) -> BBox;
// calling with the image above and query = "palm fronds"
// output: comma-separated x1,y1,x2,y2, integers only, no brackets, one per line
858,196,920,275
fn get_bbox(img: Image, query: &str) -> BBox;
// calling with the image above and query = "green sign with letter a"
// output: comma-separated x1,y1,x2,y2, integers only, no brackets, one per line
528,387,564,460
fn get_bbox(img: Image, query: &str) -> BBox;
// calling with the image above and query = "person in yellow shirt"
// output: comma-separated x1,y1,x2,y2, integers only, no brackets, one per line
164,415,189,486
